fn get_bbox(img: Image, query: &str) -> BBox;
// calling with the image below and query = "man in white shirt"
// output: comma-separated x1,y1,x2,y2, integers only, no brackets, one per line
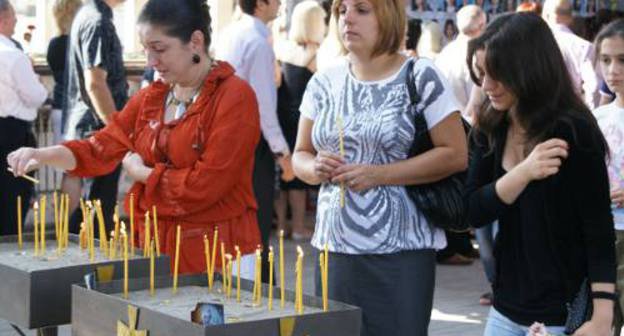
543,0,598,108
216,0,291,282
0,0,47,236
435,5,485,121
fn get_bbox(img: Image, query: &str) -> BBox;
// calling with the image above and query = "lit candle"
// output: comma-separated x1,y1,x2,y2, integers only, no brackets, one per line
235,246,241,302
33,201,39,255
204,235,211,290
57,194,64,253
17,196,22,250
172,225,181,294
296,246,304,314
210,227,218,291
129,193,135,256
268,246,274,311
150,239,155,296
337,115,345,208
143,212,150,257
152,206,160,257
279,230,285,309
88,205,95,262
40,195,46,254
122,226,128,299
63,194,70,249
221,242,226,293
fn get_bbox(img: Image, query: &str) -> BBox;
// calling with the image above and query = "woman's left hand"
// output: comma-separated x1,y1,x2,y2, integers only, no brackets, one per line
331,164,382,192
573,318,612,336
122,152,150,183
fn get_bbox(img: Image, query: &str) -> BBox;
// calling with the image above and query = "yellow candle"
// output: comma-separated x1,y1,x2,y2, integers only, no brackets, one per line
254,248,261,304
143,212,150,257
113,206,120,256
225,254,233,298
109,231,116,259
204,235,211,290
172,225,181,294
324,243,329,311
220,242,226,293
268,246,274,311
57,194,64,252
337,115,345,208
95,201,107,253
320,254,327,311
33,202,39,255
53,192,58,243
88,205,95,262
150,239,155,296
129,193,135,256
152,206,160,257
123,229,128,299
210,227,218,291
279,230,285,309
63,194,70,249
17,196,22,250
235,246,241,303
40,195,46,254
79,223,86,250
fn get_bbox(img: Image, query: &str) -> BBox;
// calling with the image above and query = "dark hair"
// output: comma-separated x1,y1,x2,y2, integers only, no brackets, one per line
239,0,269,15
0,0,10,13
406,18,422,50
594,18,624,62
138,0,212,50
467,13,606,155
444,19,457,38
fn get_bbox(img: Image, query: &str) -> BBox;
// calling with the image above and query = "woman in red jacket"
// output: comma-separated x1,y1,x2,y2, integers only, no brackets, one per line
7,0,261,275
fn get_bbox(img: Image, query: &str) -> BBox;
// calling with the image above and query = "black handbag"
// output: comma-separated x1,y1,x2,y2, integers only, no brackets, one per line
404,58,470,232
564,278,592,335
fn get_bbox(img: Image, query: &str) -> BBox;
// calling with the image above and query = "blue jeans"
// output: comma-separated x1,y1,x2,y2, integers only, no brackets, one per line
484,307,566,336
475,221,498,285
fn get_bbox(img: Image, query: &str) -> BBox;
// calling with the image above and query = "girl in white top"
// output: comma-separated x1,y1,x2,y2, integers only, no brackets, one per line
593,18,624,334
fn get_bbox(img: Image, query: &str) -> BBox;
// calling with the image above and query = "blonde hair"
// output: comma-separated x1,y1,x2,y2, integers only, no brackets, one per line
417,21,443,60
289,1,327,45
331,0,406,57
52,0,82,34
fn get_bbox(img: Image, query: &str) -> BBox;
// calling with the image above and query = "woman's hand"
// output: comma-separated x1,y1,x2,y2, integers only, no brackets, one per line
313,151,345,182
277,155,295,182
611,188,624,208
7,147,41,176
331,164,382,192
517,138,568,182
573,318,612,336
122,152,151,183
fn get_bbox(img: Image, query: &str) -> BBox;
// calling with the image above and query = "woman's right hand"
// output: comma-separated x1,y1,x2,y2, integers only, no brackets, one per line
313,151,345,182
611,188,624,208
7,147,41,177
517,138,568,182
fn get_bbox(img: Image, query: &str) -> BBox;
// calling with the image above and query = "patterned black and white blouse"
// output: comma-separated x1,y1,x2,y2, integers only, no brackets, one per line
300,58,459,254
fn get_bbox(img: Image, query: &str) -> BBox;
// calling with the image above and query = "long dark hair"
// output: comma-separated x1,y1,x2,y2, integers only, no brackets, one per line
138,0,212,50
467,13,605,155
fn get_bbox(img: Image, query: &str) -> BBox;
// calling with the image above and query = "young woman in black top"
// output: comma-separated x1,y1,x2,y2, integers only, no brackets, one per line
465,13,616,336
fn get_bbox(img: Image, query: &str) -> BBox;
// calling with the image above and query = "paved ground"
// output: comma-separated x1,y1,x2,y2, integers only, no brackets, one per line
0,232,490,336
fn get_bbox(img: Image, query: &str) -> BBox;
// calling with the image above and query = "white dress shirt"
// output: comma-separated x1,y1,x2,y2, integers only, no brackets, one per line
216,14,289,155
0,35,47,121
435,35,473,114
550,24,598,108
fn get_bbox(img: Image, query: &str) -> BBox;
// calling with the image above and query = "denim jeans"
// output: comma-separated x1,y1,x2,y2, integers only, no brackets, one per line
475,221,498,285
483,307,566,336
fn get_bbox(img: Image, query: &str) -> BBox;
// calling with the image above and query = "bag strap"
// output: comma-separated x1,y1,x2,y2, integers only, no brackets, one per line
405,58,421,109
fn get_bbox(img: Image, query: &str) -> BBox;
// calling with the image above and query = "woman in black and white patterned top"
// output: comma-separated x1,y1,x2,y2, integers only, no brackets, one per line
292,0,467,335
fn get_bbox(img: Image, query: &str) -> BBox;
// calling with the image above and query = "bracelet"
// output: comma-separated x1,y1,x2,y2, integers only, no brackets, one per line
590,291,618,302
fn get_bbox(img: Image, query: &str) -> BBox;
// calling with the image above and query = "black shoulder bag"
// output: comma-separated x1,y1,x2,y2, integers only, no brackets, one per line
404,58,471,232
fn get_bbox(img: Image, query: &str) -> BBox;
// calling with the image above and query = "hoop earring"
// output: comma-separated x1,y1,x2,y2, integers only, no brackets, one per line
192,54,201,64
